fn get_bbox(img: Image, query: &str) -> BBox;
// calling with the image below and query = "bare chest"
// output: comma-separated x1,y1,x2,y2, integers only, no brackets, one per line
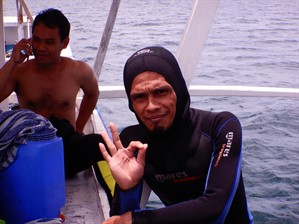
16,75,80,113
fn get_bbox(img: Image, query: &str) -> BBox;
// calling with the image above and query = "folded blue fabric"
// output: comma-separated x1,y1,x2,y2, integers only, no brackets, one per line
0,109,57,169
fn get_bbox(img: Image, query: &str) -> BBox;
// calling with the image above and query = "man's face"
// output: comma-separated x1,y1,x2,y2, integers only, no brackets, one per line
130,71,177,133
32,23,69,66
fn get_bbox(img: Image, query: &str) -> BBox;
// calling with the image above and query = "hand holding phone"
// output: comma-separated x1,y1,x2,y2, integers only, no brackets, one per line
13,38,32,63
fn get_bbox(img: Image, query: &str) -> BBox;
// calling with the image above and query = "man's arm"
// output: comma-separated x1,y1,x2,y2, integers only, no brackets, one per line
75,62,99,133
99,123,147,224
0,39,32,103
0,59,18,102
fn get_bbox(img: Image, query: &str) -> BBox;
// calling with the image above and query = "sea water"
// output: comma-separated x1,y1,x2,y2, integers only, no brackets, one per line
3,0,299,223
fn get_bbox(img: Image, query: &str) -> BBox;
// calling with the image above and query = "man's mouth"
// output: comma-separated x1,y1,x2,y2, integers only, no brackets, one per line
146,114,165,123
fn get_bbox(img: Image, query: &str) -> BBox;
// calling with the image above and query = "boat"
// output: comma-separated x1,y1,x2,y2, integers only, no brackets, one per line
1,0,298,223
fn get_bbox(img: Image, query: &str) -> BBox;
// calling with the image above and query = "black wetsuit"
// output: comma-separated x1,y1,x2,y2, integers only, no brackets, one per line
49,116,113,203
113,109,253,224
110,46,254,223
49,116,103,177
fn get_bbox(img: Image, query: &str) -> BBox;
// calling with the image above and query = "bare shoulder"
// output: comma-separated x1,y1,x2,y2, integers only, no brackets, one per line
61,58,97,91
63,57,92,70
62,57,94,77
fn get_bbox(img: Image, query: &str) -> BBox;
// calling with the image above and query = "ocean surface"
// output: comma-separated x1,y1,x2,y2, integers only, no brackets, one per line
3,0,299,223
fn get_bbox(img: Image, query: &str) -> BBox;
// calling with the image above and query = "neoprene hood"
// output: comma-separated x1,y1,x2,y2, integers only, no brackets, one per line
123,46,190,126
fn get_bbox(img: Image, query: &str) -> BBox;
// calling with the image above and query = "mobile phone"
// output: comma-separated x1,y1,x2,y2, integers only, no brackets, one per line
20,49,27,55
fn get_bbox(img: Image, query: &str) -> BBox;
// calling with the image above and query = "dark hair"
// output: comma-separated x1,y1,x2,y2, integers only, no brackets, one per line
32,8,70,41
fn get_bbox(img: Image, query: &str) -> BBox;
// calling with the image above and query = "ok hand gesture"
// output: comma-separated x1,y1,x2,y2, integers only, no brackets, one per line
99,123,148,190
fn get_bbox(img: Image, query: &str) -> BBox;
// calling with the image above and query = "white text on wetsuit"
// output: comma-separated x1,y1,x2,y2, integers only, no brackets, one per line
214,132,234,167
223,132,233,157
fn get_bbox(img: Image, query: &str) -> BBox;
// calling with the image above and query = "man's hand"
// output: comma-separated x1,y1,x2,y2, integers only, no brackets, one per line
11,38,32,64
99,123,147,190
102,211,132,224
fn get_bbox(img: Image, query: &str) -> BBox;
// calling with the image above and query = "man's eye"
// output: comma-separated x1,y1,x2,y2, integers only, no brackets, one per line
32,38,39,43
46,41,55,45
132,94,145,101
155,88,170,95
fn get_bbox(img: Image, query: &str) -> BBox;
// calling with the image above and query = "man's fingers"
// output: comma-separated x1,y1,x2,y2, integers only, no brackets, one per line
127,141,146,151
109,122,124,149
136,144,147,167
99,143,111,163
127,141,148,166
100,130,117,155
18,39,32,55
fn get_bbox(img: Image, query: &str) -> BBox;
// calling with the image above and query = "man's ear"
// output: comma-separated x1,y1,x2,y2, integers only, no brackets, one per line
62,37,70,49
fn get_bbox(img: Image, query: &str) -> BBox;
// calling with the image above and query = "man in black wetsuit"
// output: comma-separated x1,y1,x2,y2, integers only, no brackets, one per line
99,46,254,224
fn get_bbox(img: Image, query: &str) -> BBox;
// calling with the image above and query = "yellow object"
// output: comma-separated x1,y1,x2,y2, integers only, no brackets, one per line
0,219,6,224
97,161,115,196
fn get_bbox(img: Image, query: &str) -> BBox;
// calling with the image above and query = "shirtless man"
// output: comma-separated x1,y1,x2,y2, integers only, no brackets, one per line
0,9,109,187
0,8,98,133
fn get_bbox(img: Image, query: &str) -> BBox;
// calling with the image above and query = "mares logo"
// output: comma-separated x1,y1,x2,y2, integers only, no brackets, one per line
155,171,188,183
223,132,233,157
214,132,234,167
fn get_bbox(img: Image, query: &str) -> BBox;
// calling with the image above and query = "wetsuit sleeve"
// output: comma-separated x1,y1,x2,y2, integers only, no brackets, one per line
132,112,247,223
110,181,143,216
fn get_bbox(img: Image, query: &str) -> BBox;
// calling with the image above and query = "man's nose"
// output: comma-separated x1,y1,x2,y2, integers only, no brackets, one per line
146,96,159,111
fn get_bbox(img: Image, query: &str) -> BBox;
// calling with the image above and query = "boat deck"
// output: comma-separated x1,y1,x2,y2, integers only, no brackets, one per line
61,169,108,223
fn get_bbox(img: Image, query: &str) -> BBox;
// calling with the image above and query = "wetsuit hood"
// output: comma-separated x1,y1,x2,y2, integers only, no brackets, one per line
123,46,191,132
